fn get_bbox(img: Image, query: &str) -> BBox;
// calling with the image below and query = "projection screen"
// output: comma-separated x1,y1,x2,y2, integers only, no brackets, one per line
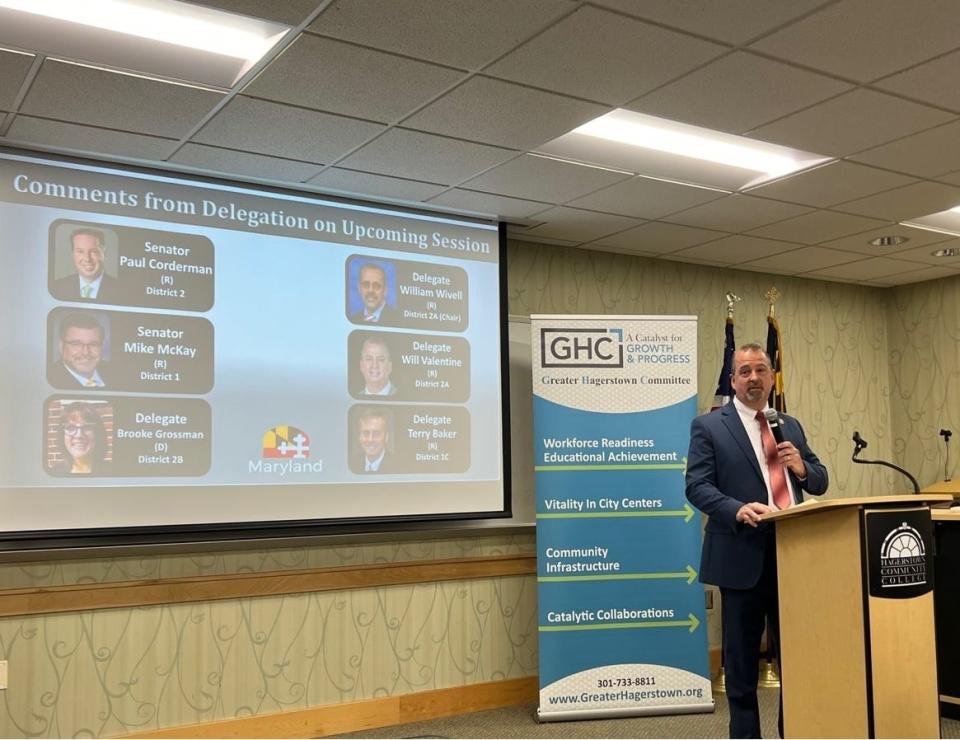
0,149,510,546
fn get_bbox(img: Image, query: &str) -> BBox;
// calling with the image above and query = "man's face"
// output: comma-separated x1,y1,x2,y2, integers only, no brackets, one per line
731,349,774,410
71,233,105,281
358,266,386,312
63,411,97,461
358,416,388,460
61,326,103,377
359,341,392,392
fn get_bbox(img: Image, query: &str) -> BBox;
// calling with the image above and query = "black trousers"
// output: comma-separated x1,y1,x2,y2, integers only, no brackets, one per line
720,535,783,739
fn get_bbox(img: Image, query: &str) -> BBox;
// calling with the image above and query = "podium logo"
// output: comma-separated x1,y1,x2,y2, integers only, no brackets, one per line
262,425,310,459
878,522,927,588
541,327,623,368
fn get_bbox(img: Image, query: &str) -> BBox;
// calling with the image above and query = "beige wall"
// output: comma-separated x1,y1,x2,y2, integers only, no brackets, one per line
887,274,960,488
0,238,941,737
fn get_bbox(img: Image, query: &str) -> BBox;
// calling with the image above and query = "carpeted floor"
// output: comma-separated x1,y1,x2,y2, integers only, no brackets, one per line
337,688,960,738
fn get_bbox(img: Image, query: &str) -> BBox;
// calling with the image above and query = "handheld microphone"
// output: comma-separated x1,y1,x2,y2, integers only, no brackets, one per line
850,430,919,494
763,408,785,445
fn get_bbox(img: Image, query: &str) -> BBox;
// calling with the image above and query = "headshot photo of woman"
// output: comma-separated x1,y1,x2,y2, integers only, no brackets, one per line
51,402,109,475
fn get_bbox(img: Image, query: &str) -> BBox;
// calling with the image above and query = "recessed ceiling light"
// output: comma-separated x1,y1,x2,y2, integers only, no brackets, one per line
902,206,960,239
932,247,960,258
869,235,909,247
537,109,831,192
0,0,290,88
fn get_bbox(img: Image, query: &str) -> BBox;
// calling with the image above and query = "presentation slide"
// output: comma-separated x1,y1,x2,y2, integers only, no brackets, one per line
0,150,507,536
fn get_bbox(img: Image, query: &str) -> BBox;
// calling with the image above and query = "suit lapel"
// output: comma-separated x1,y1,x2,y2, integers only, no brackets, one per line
719,402,764,484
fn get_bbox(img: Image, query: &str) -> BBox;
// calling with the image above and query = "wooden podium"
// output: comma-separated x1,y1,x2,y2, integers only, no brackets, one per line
762,494,952,738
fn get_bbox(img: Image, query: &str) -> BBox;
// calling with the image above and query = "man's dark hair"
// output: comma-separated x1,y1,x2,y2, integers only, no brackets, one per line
357,407,389,426
733,343,772,369
59,313,105,341
358,262,386,279
70,228,106,248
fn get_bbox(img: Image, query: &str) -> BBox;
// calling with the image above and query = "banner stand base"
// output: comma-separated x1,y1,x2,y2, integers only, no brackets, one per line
537,701,715,723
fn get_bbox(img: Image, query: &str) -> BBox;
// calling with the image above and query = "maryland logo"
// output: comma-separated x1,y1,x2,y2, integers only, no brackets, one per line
262,426,310,459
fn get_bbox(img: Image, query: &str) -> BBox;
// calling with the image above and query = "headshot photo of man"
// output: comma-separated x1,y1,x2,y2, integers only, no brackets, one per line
49,312,110,389
352,407,393,473
349,261,396,324
52,227,118,302
357,336,396,397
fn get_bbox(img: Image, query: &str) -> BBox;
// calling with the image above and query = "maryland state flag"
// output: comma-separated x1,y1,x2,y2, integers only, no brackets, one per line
766,314,787,413
711,317,735,410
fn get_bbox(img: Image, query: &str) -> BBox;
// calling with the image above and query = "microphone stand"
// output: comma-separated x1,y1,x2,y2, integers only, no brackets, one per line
851,431,920,495
940,429,952,482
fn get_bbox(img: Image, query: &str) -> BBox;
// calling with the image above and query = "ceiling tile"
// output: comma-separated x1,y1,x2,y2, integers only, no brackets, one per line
747,209,886,245
876,49,960,112
507,231,580,248
404,76,608,149
194,96,384,164
849,120,960,178
580,243,661,259
628,52,851,134
591,0,829,45
878,239,960,267
802,256,931,281
3,115,177,159
818,224,951,257
738,246,863,274
867,265,960,286
337,128,515,184
747,89,954,157
463,154,632,203
746,161,917,207
307,167,448,202
427,189,551,220
936,171,960,187
668,234,799,264
522,206,641,242
21,60,224,139
311,0,576,69
169,143,323,183
245,35,464,123
0,50,33,111
591,220,727,253
665,194,812,232
567,176,725,219
188,0,320,24
485,6,724,104
835,181,960,221
750,0,960,82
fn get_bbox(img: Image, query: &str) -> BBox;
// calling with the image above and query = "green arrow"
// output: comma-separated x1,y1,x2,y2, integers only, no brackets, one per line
537,503,695,523
535,463,686,472
540,613,700,633
538,565,697,585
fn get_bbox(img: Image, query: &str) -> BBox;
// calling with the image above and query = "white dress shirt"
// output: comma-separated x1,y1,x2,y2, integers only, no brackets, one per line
732,397,798,510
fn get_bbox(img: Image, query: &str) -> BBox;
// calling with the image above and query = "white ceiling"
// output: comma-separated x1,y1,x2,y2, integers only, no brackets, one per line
4,0,960,286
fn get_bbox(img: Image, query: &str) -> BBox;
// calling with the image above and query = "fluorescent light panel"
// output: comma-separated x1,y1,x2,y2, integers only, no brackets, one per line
0,0,290,88
538,109,831,192
902,209,960,239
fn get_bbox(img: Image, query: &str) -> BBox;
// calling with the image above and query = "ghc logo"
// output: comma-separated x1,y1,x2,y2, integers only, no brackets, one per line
541,328,624,368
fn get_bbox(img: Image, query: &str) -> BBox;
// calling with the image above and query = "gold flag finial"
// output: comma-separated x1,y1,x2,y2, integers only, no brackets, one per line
725,292,741,319
765,286,781,317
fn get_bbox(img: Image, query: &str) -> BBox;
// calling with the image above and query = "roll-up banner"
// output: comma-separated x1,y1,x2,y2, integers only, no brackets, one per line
531,315,713,721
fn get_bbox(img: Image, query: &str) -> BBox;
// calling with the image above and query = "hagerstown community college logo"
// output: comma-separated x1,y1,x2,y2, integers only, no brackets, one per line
879,522,927,588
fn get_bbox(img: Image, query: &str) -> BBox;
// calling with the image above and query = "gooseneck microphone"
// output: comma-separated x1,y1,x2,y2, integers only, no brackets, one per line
940,428,952,482
851,431,920,494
